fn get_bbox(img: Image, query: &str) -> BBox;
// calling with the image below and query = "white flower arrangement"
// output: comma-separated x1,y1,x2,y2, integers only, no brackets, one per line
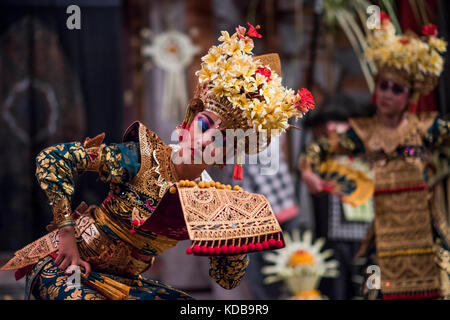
262,230,339,299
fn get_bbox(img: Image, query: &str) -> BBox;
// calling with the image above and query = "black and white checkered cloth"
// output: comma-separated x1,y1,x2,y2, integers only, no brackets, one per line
328,195,372,241
242,158,299,223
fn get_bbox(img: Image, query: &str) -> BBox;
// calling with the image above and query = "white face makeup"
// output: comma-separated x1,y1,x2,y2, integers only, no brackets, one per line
177,111,226,166
172,111,280,175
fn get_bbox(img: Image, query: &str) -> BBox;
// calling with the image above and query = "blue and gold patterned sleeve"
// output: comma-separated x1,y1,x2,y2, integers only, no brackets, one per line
208,255,249,290
35,139,140,223
423,117,450,149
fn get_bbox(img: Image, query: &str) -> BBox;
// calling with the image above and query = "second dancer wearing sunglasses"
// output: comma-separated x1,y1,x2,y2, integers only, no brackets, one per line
377,79,408,95
299,14,450,299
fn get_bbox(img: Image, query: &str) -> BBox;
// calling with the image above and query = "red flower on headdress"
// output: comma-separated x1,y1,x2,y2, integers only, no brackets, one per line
255,67,272,81
380,11,390,29
295,88,315,112
422,24,438,37
380,11,390,22
400,38,410,45
247,22,262,38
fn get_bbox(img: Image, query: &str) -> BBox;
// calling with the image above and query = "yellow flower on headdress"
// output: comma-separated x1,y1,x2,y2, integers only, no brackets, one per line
224,38,242,56
429,37,447,53
240,38,254,54
197,65,217,83
218,31,232,43
202,47,222,65
254,72,268,87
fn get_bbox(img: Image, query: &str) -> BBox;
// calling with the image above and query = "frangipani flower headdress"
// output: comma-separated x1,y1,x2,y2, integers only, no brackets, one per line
365,13,447,96
183,23,315,134
182,23,315,180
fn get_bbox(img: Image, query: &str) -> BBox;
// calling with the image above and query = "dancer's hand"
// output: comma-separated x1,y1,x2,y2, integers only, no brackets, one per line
301,169,325,194
56,226,91,278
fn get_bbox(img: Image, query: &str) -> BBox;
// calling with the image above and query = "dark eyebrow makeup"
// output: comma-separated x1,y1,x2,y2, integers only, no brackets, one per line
202,114,214,126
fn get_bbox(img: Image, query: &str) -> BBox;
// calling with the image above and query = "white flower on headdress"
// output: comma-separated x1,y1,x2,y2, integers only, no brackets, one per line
218,31,232,43
429,37,447,52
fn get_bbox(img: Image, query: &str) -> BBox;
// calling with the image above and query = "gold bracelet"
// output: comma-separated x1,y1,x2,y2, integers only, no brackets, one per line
52,198,72,223
57,219,76,229
54,211,73,225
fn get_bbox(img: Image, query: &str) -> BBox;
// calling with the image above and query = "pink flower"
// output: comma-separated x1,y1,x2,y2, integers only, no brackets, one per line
422,24,438,37
247,22,262,38
255,67,272,81
235,25,247,40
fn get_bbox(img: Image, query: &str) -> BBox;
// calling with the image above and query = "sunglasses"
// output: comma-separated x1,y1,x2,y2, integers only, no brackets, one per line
378,80,408,95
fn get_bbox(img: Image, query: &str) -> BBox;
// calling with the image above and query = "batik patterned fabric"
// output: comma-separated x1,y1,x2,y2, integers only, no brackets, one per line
301,112,450,300
7,122,249,300
208,255,249,290
29,257,193,300
35,141,140,206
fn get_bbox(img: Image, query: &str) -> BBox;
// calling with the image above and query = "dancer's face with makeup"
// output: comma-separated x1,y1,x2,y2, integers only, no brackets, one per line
180,111,228,166
375,77,411,117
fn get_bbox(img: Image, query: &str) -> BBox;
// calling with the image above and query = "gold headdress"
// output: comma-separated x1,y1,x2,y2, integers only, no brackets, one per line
365,14,447,98
181,23,315,180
